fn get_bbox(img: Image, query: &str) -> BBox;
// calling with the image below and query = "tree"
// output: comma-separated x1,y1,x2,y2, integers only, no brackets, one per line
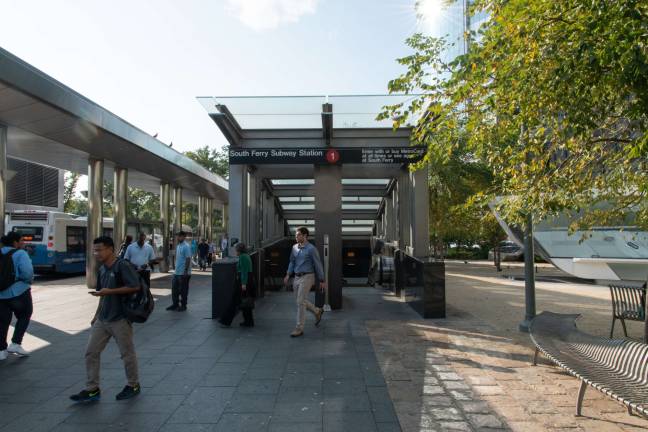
128,188,159,222
427,151,505,258
381,0,648,231
62,173,160,222
63,172,81,213
184,145,229,179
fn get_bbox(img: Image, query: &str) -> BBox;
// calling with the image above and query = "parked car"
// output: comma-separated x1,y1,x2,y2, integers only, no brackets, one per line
488,241,524,261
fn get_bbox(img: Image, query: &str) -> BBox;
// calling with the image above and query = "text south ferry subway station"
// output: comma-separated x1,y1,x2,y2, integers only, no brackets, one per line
229,149,324,158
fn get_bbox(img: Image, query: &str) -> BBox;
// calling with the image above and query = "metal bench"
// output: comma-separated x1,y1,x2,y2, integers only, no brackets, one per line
530,311,648,418
609,284,646,338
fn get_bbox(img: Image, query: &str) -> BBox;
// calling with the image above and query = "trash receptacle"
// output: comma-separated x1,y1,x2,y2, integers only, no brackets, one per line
422,260,445,318
212,258,238,320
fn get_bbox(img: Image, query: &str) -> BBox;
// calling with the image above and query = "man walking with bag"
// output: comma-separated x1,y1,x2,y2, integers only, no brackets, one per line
70,236,141,402
283,227,325,338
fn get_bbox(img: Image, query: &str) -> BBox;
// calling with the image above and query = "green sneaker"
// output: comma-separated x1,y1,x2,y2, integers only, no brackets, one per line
116,384,140,400
70,388,101,403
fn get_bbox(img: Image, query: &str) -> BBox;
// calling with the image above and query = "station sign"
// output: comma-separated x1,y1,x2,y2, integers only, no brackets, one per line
229,147,426,165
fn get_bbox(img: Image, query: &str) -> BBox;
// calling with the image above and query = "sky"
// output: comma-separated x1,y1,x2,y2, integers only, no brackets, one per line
0,0,461,154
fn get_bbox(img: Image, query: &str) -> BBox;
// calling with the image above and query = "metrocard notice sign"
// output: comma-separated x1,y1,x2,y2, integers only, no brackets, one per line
229,147,426,165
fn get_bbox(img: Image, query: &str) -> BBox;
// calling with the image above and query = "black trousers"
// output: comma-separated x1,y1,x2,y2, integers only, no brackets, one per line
219,289,254,326
171,275,191,307
138,270,151,288
219,288,241,326
0,289,33,350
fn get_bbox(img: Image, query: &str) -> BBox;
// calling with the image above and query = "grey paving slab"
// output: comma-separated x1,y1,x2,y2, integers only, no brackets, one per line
268,421,323,432
272,401,323,423
225,393,276,413
282,372,324,387
0,274,411,432
0,412,71,432
63,403,130,424
323,378,367,395
323,393,372,412
158,425,215,432
96,413,171,431
277,386,323,403
375,422,402,432
213,413,272,432
236,378,281,395
0,403,37,427
323,412,379,432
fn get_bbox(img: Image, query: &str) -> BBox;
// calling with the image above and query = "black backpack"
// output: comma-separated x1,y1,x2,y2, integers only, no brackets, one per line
0,249,18,292
110,259,155,323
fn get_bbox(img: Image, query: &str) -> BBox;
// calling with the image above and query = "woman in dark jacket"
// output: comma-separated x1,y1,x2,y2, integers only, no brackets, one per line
218,243,254,327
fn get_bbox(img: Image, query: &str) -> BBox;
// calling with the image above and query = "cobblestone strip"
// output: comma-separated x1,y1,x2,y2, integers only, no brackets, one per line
366,318,648,432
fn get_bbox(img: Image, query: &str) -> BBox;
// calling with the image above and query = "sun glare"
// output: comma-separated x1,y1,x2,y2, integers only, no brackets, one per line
417,0,444,32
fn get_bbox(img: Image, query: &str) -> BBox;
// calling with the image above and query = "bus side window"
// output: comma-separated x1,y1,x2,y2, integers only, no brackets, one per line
103,228,113,239
67,226,86,254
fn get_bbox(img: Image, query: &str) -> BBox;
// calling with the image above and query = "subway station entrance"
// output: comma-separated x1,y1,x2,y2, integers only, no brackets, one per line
199,95,430,309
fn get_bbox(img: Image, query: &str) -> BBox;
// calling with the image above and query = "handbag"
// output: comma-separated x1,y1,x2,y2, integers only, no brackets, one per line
240,295,255,310
238,271,255,310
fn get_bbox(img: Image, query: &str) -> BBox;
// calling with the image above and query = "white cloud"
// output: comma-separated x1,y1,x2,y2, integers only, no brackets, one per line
226,0,319,31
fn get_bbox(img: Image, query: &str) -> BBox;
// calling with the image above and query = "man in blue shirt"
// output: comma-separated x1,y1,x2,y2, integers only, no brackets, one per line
124,232,157,287
167,231,192,311
0,231,34,360
283,227,326,337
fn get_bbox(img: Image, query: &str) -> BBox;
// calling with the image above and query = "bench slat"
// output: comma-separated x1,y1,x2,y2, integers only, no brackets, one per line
530,311,648,418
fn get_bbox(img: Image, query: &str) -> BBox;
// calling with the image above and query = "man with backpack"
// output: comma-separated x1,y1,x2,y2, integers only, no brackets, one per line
0,231,34,360
70,236,141,403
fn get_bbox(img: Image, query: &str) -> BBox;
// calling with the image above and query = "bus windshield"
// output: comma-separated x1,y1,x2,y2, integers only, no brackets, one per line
12,226,44,242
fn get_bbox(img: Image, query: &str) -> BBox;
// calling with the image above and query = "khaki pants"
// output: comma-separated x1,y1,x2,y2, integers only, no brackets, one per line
85,319,139,390
293,274,319,331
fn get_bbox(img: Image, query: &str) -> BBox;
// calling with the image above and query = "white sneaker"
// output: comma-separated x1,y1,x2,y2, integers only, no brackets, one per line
7,343,29,356
0,350,7,360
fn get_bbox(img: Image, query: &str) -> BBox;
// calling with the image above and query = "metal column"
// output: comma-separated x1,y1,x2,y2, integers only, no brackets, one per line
160,183,171,272
206,198,213,243
86,158,104,288
398,170,412,254
0,125,6,236
113,167,128,247
197,196,205,240
228,164,247,247
314,164,343,310
384,193,393,242
519,214,536,332
173,187,183,235
411,166,430,258
222,203,228,229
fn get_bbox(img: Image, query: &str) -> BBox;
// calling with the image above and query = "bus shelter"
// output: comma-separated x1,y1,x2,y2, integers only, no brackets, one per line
0,47,228,285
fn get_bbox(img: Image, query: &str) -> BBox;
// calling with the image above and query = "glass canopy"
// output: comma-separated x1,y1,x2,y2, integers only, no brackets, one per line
197,95,419,130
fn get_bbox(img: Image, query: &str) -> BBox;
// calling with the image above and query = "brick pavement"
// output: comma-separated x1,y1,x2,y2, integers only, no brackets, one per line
367,307,648,431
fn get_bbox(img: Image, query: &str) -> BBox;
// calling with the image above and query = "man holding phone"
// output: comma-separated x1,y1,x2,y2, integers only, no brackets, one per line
70,236,141,403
